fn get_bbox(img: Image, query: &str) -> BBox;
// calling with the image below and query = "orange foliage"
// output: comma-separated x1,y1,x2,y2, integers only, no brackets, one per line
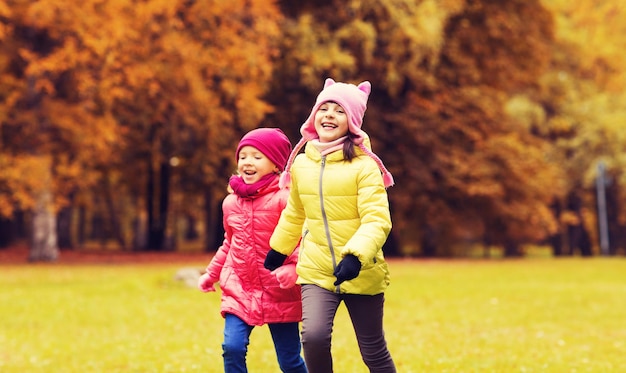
1,0,282,228
2,0,623,256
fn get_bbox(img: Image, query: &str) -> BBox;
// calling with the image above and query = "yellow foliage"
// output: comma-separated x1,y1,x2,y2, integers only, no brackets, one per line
542,0,626,91
560,210,581,226
0,154,54,217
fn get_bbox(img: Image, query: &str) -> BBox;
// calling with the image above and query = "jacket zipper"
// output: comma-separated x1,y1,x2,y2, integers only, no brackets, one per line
319,156,340,292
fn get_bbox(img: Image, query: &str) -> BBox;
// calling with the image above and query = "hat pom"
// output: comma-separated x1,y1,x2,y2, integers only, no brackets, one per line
383,172,395,189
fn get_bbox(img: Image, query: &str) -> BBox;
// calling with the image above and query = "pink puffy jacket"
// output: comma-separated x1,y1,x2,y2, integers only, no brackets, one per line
204,177,302,326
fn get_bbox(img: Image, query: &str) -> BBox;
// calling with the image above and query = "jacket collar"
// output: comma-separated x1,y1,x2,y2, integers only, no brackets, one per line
304,134,372,162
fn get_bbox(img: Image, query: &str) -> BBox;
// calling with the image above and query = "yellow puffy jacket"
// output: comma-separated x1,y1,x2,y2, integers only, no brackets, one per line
270,137,392,295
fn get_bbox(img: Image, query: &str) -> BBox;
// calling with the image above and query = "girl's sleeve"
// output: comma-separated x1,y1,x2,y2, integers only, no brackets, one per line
205,236,230,282
284,239,301,266
343,160,392,262
270,174,306,256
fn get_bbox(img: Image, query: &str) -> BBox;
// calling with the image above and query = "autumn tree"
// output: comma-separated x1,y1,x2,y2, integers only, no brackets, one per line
0,1,105,260
1,0,283,258
269,0,562,256
0,0,24,247
4,0,625,259
533,0,626,256
96,0,283,251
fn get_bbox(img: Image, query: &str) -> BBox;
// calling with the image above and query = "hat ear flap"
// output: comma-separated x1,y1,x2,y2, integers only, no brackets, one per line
357,81,371,96
324,78,336,89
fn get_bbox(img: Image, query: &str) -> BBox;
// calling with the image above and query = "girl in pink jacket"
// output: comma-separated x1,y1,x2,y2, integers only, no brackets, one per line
198,128,307,373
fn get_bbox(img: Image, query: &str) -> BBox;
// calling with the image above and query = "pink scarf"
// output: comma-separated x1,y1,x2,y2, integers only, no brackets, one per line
311,136,348,156
229,173,278,198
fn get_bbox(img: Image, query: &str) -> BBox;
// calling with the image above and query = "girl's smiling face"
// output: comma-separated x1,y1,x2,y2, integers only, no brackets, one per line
237,146,278,184
314,101,349,143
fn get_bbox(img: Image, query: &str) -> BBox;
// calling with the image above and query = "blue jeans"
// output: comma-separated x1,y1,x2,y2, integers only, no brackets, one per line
223,313,307,373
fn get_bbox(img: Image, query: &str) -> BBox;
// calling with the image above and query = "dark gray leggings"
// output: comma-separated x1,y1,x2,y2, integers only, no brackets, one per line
300,284,396,373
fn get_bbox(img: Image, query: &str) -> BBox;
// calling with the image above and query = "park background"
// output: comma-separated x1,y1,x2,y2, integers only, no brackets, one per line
1,1,626,372
1,0,626,260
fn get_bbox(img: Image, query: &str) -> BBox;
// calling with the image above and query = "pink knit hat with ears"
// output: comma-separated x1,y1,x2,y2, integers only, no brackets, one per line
280,78,394,189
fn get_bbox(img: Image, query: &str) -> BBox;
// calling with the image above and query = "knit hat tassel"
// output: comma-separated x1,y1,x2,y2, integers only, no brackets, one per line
279,171,291,190
358,143,394,188
280,137,307,189
382,171,395,189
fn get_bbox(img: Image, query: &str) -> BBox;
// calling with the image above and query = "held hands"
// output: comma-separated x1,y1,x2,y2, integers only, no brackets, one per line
265,249,294,288
264,249,288,271
197,273,216,292
272,265,298,289
333,254,362,285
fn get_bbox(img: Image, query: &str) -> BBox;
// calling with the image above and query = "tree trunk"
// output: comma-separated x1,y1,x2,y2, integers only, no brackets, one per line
77,205,86,248
30,187,59,262
549,198,564,256
605,181,621,255
103,176,126,250
382,231,401,257
57,204,73,249
578,227,593,257
382,202,400,257
203,186,224,252
132,215,148,251
0,217,15,248
566,192,593,256
146,155,156,250
420,224,438,257
184,214,199,240
503,240,522,257
15,210,27,239
90,213,107,246
146,158,170,251
159,161,171,250
483,230,493,258
568,223,592,256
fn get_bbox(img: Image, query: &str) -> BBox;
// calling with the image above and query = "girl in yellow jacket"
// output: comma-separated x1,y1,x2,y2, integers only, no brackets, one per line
265,78,396,373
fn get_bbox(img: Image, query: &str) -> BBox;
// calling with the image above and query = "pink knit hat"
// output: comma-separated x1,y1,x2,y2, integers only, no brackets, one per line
236,128,292,171
280,78,394,188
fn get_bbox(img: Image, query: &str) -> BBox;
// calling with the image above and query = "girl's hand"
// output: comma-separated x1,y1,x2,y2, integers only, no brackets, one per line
198,273,216,292
272,265,297,289
333,254,361,285
264,249,288,271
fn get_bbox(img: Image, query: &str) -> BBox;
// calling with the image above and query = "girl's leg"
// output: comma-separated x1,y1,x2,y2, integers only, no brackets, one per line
268,322,308,373
300,284,341,373
223,313,254,373
344,293,396,373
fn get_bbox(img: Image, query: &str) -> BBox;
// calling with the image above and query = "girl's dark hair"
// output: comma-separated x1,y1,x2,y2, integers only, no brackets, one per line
343,132,358,161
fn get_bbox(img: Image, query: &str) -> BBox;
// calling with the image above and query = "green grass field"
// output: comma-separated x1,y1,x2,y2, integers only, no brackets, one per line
1,258,625,372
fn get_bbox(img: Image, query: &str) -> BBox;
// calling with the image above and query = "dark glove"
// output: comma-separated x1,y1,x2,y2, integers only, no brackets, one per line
264,249,288,271
333,254,362,285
